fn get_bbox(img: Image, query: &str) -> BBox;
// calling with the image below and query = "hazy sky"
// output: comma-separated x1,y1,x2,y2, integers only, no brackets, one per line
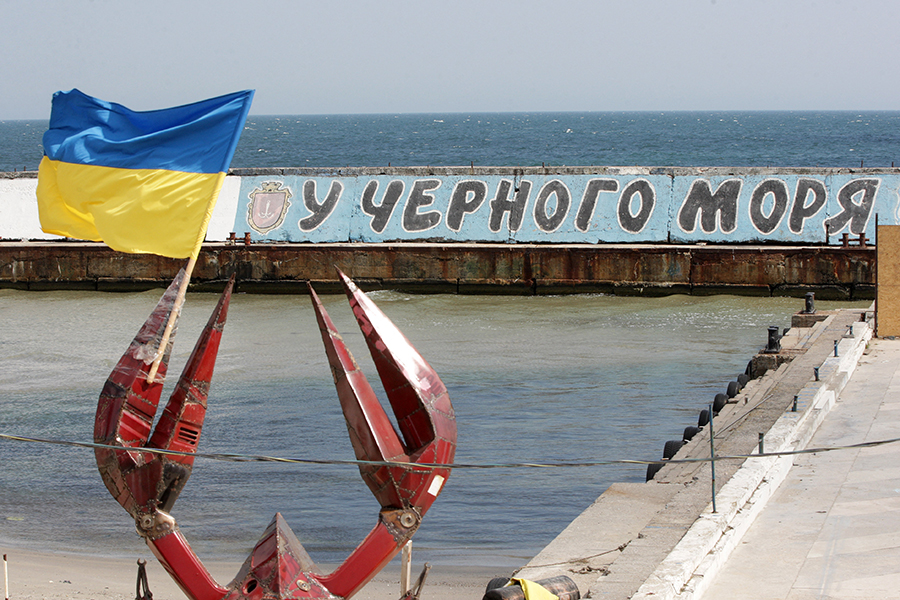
2,0,898,119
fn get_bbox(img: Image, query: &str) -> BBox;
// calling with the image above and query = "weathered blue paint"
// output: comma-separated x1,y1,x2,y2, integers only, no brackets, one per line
236,171,900,243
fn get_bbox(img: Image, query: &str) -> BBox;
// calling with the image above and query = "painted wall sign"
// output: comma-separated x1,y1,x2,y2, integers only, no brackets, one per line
235,171,900,244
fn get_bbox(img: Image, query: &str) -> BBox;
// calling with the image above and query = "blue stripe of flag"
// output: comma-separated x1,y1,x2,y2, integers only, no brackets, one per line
42,89,254,174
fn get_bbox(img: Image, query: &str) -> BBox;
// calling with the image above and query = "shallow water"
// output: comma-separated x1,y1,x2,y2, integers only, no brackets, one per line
0,289,868,567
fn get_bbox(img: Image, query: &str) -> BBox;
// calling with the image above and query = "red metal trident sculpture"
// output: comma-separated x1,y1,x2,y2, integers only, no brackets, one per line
94,269,457,600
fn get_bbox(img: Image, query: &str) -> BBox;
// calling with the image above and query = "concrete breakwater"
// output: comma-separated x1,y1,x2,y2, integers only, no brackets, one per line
516,306,872,600
1,165,883,295
4,166,897,246
0,241,875,297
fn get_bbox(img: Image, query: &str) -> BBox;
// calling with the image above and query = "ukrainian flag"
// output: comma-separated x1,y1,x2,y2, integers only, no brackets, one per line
37,89,254,258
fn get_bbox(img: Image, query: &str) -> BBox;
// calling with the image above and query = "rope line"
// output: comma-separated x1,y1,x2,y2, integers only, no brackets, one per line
514,543,628,572
3,431,899,469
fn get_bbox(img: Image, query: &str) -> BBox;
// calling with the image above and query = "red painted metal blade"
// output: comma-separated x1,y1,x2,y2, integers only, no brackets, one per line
308,284,408,507
94,269,185,515
148,275,235,512
334,271,456,517
337,270,457,461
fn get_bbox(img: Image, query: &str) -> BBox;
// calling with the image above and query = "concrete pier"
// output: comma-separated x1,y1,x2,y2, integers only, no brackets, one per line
697,336,900,599
516,306,880,599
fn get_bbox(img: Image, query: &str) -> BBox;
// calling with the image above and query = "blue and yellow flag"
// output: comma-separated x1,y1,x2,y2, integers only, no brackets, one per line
37,89,254,258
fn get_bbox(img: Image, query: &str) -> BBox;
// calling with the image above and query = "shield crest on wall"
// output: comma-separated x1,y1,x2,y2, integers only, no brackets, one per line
247,181,293,234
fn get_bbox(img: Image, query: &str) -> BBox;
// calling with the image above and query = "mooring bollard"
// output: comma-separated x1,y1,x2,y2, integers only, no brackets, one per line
758,432,765,455
765,325,782,354
814,367,820,381
834,340,839,357
792,395,798,412
803,291,816,314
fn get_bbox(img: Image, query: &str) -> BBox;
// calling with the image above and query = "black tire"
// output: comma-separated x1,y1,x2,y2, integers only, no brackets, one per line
663,439,684,459
683,425,700,441
737,373,750,387
745,359,754,377
726,380,740,398
646,462,663,481
485,578,511,593
713,393,728,413
698,408,710,427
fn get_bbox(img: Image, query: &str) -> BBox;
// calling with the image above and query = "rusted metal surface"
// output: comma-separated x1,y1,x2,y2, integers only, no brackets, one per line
93,271,456,600
0,242,875,298
94,268,228,519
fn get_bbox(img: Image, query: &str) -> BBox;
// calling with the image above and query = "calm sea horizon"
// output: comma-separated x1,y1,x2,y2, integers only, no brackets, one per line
3,111,900,173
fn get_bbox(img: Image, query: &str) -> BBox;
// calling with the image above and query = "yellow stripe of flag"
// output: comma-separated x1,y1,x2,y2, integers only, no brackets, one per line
38,158,224,257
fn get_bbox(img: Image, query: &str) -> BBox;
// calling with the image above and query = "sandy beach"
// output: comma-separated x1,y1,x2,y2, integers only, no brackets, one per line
1,547,512,600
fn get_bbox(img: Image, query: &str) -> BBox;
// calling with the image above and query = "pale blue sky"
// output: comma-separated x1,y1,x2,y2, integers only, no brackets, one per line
2,0,898,119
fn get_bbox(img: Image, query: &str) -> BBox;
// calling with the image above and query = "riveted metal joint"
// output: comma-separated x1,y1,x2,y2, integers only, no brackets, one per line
135,509,177,541
381,508,422,544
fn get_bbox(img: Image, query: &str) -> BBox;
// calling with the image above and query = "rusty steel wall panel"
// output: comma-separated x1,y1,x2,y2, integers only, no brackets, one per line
0,242,875,298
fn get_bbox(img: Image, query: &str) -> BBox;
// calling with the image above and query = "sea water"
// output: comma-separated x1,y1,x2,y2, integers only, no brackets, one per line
0,290,867,566
3,111,900,172
0,111,883,566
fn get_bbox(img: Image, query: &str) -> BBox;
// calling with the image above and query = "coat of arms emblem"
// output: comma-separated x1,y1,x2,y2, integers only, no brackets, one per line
247,181,293,234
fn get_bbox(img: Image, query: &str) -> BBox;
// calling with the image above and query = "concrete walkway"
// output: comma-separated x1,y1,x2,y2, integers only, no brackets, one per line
699,337,900,600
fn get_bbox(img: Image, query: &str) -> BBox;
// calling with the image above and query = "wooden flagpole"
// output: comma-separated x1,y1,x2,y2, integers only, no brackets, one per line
144,173,226,383
146,255,197,383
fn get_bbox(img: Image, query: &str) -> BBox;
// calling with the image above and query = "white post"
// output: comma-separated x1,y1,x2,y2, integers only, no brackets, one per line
400,541,412,596
4,553,9,600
